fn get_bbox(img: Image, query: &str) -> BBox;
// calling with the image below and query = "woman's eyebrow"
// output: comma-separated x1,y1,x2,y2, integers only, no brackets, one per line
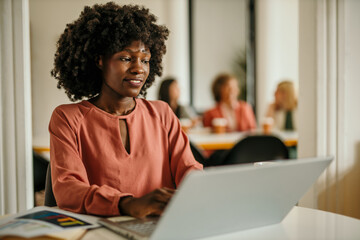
123,48,150,54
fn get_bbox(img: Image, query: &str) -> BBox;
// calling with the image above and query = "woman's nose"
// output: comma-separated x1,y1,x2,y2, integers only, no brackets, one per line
130,59,145,74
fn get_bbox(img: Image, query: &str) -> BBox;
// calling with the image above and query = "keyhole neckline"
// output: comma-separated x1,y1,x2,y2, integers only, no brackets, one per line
82,98,138,119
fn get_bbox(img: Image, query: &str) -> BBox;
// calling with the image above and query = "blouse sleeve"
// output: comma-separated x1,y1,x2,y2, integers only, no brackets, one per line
165,106,203,186
243,102,257,130
202,110,213,128
49,108,131,216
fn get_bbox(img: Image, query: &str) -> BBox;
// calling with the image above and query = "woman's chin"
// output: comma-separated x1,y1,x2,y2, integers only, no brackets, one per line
126,89,142,98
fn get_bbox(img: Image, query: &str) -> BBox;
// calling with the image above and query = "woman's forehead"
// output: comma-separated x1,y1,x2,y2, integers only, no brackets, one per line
122,40,150,53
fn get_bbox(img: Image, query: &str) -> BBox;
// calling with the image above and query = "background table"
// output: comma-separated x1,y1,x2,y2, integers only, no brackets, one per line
187,128,298,151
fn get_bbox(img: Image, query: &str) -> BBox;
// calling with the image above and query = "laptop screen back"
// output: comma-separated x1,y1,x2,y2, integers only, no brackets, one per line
151,157,332,240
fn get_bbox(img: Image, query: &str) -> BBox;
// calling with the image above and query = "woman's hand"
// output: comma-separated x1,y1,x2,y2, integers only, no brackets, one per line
119,187,175,218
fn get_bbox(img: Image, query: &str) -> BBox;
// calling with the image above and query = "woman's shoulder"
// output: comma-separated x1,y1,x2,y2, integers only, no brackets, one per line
137,98,176,129
53,101,91,115
50,101,92,127
203,105,220,115
137,98,169,112
238,100,252,107
237,100,255,115
137,98,173,118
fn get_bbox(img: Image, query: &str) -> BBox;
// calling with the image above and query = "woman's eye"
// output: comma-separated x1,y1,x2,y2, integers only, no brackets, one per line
142,59,150,64
119,57,131,62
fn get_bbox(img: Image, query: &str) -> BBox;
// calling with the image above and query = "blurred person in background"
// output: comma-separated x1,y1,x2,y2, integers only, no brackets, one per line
266,80,297,131
203,73,256,132
158,77,199,130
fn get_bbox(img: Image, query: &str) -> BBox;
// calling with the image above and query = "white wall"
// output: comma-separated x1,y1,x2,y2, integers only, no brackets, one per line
256,0,299,124
332,0,360,218
30,0,189,147
298,0,360,219
193,0,247,111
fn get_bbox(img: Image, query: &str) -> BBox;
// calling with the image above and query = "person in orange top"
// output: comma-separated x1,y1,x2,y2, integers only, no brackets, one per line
203,73,257,132
49,3,202,218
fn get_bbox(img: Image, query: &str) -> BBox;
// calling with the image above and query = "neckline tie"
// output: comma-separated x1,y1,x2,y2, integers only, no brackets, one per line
284,111,293,130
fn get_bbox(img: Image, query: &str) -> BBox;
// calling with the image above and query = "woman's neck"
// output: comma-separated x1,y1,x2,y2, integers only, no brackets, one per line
91,95,136,116
221,99,238,109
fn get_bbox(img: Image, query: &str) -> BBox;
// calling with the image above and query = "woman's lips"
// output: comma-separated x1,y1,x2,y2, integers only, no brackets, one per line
124,79,143,87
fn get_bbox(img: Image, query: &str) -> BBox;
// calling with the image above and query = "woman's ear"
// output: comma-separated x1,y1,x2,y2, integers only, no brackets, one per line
96,56,103,69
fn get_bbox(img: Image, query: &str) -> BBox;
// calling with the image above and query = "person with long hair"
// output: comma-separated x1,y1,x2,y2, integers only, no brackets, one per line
158,77,197,120
49,2,202,218
266,80,298,130
203,73,256,132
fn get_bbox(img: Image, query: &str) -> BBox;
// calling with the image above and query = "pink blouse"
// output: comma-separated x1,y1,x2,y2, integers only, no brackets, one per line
203,101,257,132
49,99,202,216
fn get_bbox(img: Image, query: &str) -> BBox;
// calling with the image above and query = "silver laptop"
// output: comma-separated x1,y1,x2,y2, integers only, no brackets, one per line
98,156,332,240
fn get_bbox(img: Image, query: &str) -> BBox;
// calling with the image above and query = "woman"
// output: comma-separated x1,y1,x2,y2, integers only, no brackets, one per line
203,73,256,132
158,77,198,122
266,80,297,130
49,3,202,218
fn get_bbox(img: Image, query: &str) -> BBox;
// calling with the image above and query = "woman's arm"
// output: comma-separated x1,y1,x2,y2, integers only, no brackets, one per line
49,107,131,216
166,106,203,185
202,110,214,128
238,102,257,131
266,103,276,118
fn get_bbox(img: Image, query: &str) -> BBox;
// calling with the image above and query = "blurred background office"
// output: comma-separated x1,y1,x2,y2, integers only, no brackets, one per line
1,0,360,223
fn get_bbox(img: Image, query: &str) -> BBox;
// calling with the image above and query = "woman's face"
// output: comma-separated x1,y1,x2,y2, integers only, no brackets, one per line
169,81,180,102
220,78,239,103
275,87,286,106
99,40,151,99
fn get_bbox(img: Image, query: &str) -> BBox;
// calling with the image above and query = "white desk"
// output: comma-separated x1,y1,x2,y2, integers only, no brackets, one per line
202,206,360,240
188,128,298,151
82,206,360,239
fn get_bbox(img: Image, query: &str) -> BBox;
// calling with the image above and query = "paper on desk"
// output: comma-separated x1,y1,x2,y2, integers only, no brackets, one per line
0,206,99,238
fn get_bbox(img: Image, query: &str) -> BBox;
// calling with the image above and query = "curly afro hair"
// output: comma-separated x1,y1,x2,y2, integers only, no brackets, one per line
51,2,169,101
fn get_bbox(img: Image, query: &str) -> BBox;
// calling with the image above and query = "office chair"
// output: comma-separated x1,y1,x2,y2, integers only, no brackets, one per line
44,164,57,207
33,151,49,192
205,150,230,167
190,142,229,167
222,135,289,165
190,142,207,165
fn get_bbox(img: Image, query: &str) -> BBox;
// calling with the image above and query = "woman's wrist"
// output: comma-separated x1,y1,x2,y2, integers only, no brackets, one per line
118,196,133,215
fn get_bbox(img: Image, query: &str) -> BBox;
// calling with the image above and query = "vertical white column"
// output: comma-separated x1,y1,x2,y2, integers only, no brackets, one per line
0,0,4,214
163,0,190,105
0,0,33,214
297,0,318,208
256,0,299,125
14,0,33,212
0,0,18,215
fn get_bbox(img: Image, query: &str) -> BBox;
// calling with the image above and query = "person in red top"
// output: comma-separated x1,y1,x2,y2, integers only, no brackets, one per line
49,3,202,218
203,73,257,132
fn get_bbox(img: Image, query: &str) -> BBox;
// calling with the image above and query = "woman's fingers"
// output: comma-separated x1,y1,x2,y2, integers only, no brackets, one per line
143,188,175,216
148,199,172,217
153,188,175,203
122,187,176,218
161,187,176,193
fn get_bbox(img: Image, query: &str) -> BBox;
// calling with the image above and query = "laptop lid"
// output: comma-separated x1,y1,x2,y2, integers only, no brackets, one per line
151,156,332,240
